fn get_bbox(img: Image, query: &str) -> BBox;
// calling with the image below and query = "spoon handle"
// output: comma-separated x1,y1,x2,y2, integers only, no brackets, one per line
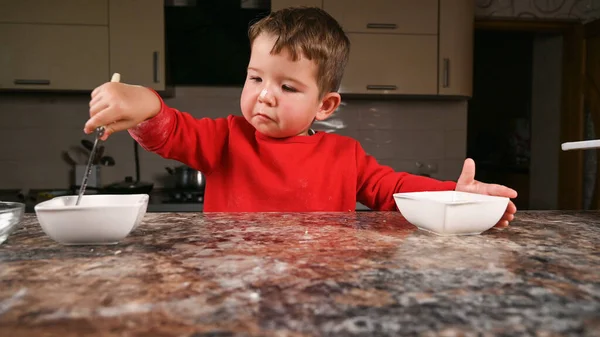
76,73,121,205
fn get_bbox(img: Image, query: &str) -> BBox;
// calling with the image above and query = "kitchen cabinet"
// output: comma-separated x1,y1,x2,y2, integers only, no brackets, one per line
342,34,438,95
0,0,167,92
0,0,109,91
271,0,322,11
323,0,438,35
109,0,166,91
270,0,473,98
438,0,474,97
0,24,109,91
0,0,108,25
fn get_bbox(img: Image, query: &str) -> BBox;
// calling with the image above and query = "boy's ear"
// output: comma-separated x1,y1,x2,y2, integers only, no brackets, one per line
315,92,341,121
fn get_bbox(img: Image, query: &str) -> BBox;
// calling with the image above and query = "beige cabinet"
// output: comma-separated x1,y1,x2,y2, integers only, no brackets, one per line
0,0,166,92
341,34,437,95
324,0,438,35
438,0,474,97
109,0,165,90
0,24,109,91
0,0,108,25
271,0,322,11
271,0,473,98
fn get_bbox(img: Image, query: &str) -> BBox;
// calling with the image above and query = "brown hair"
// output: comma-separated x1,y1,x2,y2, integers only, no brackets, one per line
248,6,350,97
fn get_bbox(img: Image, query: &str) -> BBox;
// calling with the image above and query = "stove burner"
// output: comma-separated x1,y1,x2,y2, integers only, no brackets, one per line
163,190,204,203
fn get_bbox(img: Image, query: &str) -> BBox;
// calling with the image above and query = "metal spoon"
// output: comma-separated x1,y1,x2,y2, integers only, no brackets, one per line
76,73,121,205
76,127,105,205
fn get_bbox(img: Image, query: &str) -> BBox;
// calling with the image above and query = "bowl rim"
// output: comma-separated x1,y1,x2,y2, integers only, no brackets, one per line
393,190,509,205
34,194,149,211
0,201,26,213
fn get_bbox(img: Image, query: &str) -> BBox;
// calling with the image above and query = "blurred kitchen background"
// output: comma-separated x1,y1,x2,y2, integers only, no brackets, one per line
1,0,600,212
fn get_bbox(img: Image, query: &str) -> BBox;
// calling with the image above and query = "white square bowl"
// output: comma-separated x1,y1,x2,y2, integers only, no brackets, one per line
393,191,509,236
34,194,149,245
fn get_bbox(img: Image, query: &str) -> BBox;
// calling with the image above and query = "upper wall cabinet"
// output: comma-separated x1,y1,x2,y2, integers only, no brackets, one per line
0,23,109,91
271,0,474,98
109,0,165,91
0,0,109,91
438,0,473,97
0,0,108,25
324,0,438,35
0,0,166,92
271,0,323,11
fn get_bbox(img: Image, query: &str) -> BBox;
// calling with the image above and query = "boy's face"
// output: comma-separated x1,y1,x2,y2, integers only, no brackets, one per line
241,34,340,138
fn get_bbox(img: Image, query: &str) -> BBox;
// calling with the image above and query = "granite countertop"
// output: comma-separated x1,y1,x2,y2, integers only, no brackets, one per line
1,211,599,336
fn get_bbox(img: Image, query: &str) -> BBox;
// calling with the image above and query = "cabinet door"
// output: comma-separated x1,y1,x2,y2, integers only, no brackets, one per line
271,0,322,11
324,0,438,35
340,34,438,95
0,23,109,91
0,0,108,25
438,0,474,97
109,0,165,90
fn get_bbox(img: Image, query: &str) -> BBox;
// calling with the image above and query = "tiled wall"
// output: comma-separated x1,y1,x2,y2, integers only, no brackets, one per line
0,87,467,190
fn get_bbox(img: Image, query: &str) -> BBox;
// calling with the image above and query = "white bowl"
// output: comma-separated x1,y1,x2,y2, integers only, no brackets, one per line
393,191,509,236
34,194,149,245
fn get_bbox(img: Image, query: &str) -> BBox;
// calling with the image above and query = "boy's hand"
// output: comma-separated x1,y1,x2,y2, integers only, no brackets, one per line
84,82,161,140
455,158,518,228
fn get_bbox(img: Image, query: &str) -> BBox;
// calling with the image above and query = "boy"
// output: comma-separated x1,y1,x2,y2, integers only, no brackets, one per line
84,7,517,227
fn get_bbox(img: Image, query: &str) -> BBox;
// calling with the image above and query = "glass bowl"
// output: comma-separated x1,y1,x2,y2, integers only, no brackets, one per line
0,201,25,244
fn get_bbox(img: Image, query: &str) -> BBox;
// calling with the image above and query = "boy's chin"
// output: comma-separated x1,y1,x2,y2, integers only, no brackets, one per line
254,125,303,139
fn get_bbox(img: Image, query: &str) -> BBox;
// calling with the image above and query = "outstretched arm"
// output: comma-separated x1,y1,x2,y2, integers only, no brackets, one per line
128,92,230,175
355,143,456,211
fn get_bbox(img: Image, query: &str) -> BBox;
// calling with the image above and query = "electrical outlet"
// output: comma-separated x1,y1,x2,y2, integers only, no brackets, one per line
426,163,438,174
415,161,438,175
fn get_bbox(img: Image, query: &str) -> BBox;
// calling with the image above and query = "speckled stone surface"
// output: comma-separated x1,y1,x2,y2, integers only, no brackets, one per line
0,211,599,337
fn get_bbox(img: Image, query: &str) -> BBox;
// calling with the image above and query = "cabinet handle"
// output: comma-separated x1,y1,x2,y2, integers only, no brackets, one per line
443,58,450,88
14,79,50,85
366,23,397,29
153,51,159,83
366,85,397,91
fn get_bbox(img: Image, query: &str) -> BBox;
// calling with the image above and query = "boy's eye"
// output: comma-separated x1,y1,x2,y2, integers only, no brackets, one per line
249,76,262,82
282,85,296,92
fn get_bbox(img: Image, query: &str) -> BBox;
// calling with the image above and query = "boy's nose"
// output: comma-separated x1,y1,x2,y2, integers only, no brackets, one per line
258,88,275,105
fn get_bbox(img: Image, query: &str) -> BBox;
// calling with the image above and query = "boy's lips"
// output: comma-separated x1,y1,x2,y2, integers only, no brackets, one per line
255,112,274,121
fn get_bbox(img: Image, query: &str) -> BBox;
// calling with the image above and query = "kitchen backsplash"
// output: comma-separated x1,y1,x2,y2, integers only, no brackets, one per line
0,87,466,190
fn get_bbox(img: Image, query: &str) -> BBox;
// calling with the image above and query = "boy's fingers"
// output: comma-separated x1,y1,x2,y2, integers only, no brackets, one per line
89,94,102,110
85,109,119,134
91,82,107,98
507,200,517,214
89,99,107,117
501,212,514,222
494,220,509,228
85,106,108,133
486,183,518,199
91,86,101,98
101,120,132,140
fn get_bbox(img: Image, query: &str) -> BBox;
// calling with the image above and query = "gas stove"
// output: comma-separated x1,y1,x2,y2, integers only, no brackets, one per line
150,188,204,204
146,188,204,212
163,189,204,204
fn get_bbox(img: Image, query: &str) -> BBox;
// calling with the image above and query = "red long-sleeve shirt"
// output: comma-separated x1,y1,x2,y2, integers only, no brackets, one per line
129,96,457,212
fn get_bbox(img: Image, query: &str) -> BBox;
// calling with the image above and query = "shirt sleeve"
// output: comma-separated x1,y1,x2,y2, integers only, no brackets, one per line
128,90,230,175
355,142,457,211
